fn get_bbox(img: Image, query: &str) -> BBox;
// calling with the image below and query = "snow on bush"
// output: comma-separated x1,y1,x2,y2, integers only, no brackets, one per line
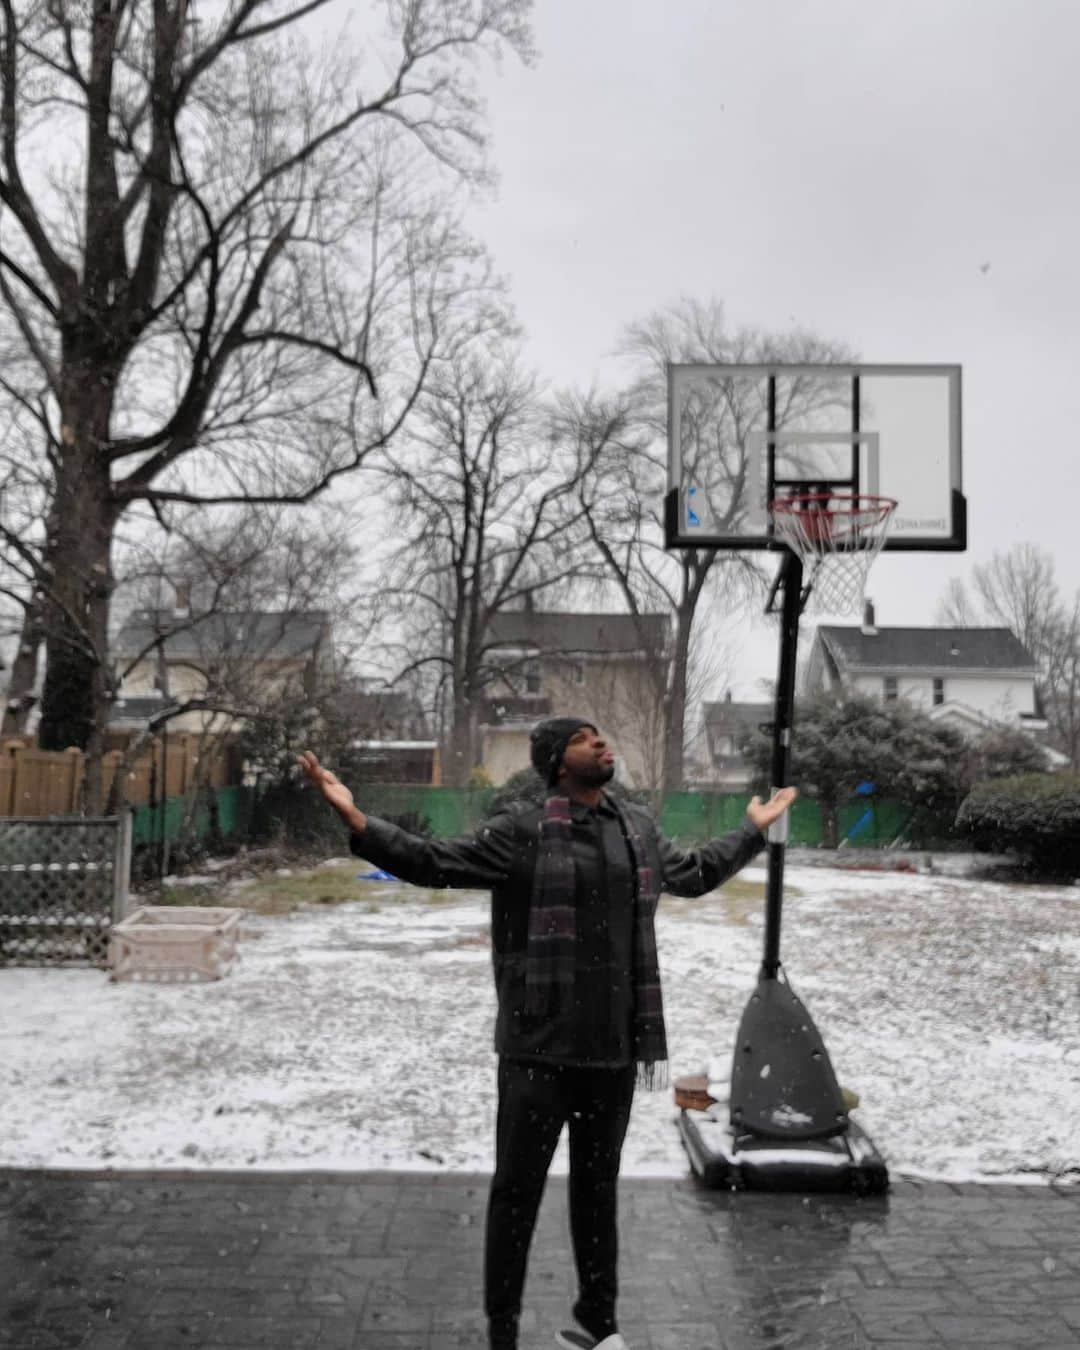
957,773,1080,878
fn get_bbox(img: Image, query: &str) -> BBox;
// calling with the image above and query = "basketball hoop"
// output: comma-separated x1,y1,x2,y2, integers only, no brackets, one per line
769,492,898,613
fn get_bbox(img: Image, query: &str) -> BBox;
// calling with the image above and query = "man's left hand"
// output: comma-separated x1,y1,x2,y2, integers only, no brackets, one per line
746,785,799,833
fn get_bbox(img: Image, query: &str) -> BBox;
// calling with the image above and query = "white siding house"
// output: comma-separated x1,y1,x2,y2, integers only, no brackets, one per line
805,614,1052,743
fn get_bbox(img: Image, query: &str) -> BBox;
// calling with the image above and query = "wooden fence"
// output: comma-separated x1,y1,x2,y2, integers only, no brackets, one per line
0,735,233,818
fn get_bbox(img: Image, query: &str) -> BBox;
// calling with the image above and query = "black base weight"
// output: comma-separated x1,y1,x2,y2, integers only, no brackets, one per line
679,1107,889,1195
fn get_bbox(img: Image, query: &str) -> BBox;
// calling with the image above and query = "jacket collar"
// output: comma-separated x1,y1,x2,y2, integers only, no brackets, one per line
566,790,619,822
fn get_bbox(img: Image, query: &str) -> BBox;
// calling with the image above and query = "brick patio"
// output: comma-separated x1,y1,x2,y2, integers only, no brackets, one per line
1,1169,1078,1349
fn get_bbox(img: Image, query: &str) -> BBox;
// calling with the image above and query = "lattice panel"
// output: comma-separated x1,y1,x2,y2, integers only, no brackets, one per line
0,819,125,968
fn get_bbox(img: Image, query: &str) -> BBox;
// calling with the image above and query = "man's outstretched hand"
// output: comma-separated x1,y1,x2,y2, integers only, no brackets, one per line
297,751,366,833
746,785,799,834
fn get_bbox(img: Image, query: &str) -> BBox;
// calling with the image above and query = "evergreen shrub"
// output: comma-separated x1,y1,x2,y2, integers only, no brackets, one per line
956,773,1080,877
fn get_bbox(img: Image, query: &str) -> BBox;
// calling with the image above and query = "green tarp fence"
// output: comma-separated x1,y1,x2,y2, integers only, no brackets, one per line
131,785,252,846
133,784,921,850
660,792,915,846
346,785,496,837
835,798,913,847
354,786,918,846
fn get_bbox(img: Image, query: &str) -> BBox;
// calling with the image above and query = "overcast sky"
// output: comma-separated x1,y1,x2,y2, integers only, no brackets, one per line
455,0,1080,695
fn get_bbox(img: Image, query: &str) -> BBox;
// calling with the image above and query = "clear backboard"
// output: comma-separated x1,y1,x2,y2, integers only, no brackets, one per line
665,364,964,552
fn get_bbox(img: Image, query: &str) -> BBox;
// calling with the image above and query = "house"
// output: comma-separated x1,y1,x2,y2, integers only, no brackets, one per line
339,687,430,743
345,739,441,785
110,606,334,740
338,685,440,785
694,696,773,792
805,604,1055,747
480,608,670,787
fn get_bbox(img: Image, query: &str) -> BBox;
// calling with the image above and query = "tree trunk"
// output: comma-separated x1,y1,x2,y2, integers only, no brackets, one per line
0,596,44,737
36,381,117,813
821,798,840,849
445,691,477,788
663,601,694,794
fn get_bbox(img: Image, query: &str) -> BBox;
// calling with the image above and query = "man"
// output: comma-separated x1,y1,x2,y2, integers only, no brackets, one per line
298,717,796,1350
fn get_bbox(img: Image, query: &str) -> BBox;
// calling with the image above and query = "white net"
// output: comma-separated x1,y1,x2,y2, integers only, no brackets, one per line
770,493,897,614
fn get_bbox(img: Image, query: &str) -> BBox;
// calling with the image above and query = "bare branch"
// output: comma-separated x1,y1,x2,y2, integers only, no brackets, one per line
231,0,336,44
0,0,79,301
0,243,59,316
237,330,377,395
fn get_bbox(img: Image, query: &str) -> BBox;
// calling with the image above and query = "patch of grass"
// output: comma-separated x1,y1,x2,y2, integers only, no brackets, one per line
239,864,382,916
216,863,470,916
154,864,792,921
715,878,771,903
663,877,802,927
151,863,370,916
157,883,219,908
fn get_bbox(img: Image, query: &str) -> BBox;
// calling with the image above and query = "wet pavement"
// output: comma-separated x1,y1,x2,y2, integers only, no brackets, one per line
2,1168,1079,1349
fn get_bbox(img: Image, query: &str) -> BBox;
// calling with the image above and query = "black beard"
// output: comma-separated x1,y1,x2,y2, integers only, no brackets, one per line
573,760,616,788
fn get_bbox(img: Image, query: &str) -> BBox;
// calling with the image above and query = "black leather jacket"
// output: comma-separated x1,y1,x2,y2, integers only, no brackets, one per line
350,796,766,1066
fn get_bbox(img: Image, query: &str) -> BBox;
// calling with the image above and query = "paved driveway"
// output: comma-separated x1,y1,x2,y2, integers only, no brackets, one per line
2,1169,1079,1349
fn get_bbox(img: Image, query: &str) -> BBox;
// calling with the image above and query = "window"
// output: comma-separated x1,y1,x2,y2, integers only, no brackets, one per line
933,677,945,706
524,660,541,695
883,676,898,701
568,661,585,686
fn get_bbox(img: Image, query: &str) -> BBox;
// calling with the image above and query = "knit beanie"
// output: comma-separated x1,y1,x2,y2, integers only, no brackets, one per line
529,716,597,787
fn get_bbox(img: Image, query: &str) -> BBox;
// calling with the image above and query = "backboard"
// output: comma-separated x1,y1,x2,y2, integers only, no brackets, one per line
665,364,964,552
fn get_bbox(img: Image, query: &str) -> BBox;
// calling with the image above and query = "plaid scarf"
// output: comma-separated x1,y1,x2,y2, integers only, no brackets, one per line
525,794,669,1090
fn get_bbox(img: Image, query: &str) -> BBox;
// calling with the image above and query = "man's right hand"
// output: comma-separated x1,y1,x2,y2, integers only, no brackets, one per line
296,751,366,833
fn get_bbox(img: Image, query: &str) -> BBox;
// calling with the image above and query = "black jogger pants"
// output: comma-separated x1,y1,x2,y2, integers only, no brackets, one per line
484,1056,636,1339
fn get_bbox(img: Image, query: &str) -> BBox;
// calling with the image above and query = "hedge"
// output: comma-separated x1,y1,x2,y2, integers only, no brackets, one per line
956,773,1080,877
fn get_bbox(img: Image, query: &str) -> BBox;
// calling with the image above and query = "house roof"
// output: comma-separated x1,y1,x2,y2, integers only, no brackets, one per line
816,626,1038,674
487,610,668,656
113,610,329,660
927,701,1066,766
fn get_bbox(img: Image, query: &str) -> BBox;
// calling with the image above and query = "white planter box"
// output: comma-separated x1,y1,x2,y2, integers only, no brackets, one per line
109,906,243,983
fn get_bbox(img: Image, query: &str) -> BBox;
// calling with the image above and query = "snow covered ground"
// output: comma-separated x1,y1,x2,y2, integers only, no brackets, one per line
2,861,1079,1185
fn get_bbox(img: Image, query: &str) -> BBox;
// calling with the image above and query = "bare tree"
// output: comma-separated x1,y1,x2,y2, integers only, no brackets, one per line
105,501,363,807
574,297,855,790
970,545,1062,665
935,575,981,628
939,544,1061,658
1044,597,1080,771
377,343,612,784
0,423,52,735
0,591,44,738
936,543,1080,769
0,0,532,808
558,630,669,792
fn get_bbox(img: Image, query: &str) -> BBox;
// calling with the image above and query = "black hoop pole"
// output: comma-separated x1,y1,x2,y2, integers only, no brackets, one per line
763,548,803,977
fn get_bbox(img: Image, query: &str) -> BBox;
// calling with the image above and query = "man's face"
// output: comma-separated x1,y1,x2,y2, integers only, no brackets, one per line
558,725,616,787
